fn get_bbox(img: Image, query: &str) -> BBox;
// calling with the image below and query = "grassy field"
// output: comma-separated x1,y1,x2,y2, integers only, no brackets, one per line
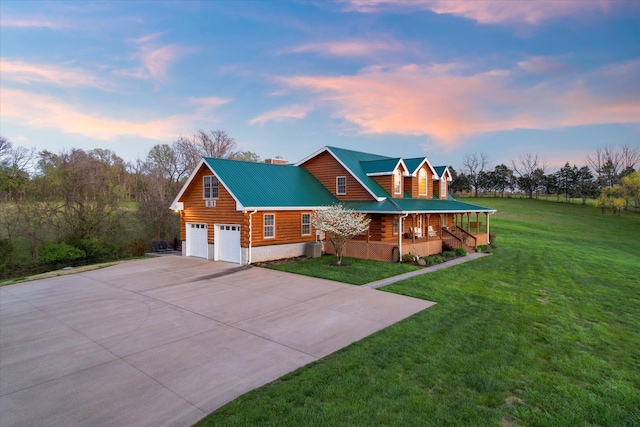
197,198,639,427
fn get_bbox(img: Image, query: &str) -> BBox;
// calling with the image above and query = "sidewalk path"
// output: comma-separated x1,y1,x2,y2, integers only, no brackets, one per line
363,252,491,289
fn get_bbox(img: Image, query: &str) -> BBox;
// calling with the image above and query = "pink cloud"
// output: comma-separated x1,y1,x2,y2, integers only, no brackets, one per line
188,96,232,110
343,0,612,25
279,60,640,148
249,104,313,125
0,88,223,141
0,59,112,89
114,34,195,82
0,15,71,29
284,39,402,57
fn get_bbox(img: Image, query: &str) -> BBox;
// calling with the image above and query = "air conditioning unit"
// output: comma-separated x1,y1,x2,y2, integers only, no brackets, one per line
205,200,216,208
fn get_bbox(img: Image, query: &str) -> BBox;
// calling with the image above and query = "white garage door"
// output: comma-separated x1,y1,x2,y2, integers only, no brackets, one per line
215,224,241,263
186,223,208,258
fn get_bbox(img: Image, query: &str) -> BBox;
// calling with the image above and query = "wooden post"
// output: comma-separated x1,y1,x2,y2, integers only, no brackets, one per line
486,212,490,244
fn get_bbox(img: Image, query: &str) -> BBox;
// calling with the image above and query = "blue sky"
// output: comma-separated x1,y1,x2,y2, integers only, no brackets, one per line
1,0,639,170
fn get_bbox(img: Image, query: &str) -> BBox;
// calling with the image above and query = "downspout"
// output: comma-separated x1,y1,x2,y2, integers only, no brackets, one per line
398,213,409,262
247,210,258,265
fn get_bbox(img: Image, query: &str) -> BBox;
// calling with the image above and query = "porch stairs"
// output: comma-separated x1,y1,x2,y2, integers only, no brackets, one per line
442,227,476,253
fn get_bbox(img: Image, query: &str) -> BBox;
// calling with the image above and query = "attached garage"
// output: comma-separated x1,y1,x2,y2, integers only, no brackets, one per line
214,224,241,263
186,223,208,259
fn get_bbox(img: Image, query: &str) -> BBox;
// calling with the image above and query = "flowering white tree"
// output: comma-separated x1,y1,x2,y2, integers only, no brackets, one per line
312,204,371,266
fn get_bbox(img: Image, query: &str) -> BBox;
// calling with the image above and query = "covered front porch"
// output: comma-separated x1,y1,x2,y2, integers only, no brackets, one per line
324,210,493,262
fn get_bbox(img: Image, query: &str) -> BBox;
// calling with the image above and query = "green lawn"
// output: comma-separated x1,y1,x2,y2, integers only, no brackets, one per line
266,255,421,285
197,198,640,427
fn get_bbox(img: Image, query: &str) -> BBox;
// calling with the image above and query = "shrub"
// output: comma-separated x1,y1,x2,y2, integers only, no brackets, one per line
402,253,418,263
0,239,14,265
128,238,149,257
454,247,468,257
489,232,498,248
431,255,445,264
69,237,119,262
442,251,456,260
477,245,491,253
442,242,455,252
40,243,86,264
422,256,435,266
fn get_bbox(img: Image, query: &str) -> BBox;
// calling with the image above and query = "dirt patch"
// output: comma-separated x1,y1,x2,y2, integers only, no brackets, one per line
254,256,308,267
505,395,525,408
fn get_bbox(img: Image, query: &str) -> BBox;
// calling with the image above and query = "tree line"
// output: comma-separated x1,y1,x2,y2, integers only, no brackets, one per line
451,145,640,212
0,130,258,278
1,133,638,279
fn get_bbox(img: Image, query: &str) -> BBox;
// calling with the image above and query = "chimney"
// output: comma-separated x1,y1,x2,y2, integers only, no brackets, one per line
264,156,288,165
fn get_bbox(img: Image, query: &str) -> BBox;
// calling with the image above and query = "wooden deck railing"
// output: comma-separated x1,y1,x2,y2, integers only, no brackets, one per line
456,226,477,248
441,228,462,250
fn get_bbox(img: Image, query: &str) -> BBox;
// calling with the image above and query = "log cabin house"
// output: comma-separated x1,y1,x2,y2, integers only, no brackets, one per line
170,146,495,264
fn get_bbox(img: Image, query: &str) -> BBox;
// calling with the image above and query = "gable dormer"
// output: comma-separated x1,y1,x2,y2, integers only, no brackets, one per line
362,158,408,198
433,166,452,199
403,157,437,198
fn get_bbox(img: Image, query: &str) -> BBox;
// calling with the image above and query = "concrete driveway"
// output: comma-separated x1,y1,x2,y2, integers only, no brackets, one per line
0,256,434,426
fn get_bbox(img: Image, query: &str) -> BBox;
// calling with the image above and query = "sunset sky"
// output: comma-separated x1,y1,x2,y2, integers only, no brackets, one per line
1,0,639,170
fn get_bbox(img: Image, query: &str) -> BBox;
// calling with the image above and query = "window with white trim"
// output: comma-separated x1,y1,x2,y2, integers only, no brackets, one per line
393,170,402,195
301,213,311,236
264,214,275,238
418,169,427,196
336,176,346,195
392,218,399,235
203,176,219,199
440,179,447,198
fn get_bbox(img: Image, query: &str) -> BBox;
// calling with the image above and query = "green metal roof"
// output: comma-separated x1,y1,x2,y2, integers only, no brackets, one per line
393,198,495,213
342,197,495,214
434,166,447,178
326,146,392,199
204,158,338,209
361,158,402,175
403,157,425,175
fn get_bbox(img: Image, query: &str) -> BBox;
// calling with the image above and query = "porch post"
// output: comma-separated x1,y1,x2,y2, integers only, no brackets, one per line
426,213,431,242
486,212,490,244
412,215,415,243
398,214,402,260
466,212,470,232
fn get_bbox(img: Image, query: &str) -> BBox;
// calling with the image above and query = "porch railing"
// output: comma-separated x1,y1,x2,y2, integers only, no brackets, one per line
456,226,477,248
441,228,462,250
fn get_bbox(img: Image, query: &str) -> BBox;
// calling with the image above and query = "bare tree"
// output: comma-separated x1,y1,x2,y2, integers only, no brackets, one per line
230,150,261,162
587,144,640,188
146,144,190,184
461,152,489,197
0,137,36,201
620,144,640,174
511,153,547,199
0,136,11,160
134,157,180,240
174,129,238,173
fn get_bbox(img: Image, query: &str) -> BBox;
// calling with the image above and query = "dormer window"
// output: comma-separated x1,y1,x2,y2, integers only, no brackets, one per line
336,176,347,195
393,170,402,195
440,179,446,198
203,176,219,199
418,169,427,196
